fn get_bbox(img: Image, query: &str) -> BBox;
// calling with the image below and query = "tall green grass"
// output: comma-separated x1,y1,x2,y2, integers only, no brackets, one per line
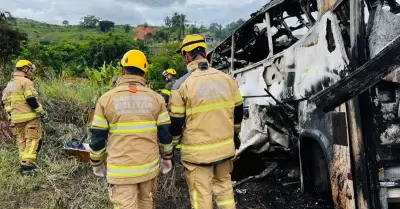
37,78,98,107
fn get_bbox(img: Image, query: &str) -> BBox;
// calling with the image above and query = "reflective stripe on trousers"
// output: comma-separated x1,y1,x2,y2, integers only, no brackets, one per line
11,113,38,121
217,198,235,208
191,189,199,209
181,138,234,153
107,158,160,177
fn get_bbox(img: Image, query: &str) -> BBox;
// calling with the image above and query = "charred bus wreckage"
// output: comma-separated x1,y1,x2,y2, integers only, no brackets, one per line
207,0,400,208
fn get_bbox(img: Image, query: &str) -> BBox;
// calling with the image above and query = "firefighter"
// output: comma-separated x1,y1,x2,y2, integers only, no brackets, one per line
89,49,173,209
1,60,49,175
161,68,177,104
170,34,244,209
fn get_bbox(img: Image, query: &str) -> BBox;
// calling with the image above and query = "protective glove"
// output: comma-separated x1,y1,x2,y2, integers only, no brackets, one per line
161,159,172,174
40,112,50,123
234,133,241,150
93,164,106,177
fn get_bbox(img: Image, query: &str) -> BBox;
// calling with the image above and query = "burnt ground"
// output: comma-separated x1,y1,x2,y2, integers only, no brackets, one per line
155,151,334,209
234,166,333,209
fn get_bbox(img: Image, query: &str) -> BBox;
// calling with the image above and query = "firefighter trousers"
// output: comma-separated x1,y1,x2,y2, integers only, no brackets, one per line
183,160,236,209
10,119,42,167
108,178,156,209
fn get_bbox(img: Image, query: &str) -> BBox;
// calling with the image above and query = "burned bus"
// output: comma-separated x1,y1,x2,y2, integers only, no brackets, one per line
207,0,400,208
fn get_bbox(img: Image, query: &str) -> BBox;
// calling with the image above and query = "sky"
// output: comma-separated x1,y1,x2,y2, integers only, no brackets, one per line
0,0,269,26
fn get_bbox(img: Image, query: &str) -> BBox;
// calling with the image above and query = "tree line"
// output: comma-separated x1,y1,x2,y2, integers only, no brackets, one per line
0,10,245,89
144,12,245,43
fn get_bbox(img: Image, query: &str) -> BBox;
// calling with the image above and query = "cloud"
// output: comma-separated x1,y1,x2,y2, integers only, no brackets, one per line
0,0,267,26
115,0,187,7
186,0,259,6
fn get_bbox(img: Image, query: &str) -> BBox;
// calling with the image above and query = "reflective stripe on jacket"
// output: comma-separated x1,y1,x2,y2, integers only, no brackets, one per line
90,75,172,185
169,59,243,164
1,71,43,124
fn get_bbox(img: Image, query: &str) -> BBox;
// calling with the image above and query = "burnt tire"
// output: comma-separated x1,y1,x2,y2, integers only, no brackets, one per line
300,140,332,200
311,143,331,198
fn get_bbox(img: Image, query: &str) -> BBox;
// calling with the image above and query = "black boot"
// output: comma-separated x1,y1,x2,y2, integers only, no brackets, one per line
20,165,37,176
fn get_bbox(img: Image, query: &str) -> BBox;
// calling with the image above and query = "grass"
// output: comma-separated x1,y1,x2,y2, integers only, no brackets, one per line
0,133,111,209
37,78,98,107
16,18,134,43
0,77,190,209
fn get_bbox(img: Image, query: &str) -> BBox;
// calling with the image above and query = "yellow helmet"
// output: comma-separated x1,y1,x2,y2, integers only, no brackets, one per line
120,50,148,73
177,34,208,55
163,68,177,76
16,60,36,71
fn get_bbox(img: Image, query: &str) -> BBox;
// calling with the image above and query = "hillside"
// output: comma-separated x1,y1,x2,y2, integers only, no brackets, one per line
16,18,135,43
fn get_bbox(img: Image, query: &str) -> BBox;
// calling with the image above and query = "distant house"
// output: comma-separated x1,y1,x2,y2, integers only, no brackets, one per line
133,25,157,40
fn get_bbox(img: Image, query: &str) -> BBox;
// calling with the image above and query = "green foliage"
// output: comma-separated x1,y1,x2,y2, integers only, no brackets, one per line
124,24,131,33
17,41,85,75
37,77,98,106
83,32,145,68
0,11,28,65
80,15,99,28
85,62,120,97
98,20,115,33
16,32,148,76
147,42,186,90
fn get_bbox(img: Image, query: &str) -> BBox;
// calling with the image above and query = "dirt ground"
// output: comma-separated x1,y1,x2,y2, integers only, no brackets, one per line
155,151,333,209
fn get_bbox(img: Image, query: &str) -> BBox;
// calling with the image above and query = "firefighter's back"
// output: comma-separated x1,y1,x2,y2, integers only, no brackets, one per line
3,72,39,123
174,65,238,164
98,80,164,185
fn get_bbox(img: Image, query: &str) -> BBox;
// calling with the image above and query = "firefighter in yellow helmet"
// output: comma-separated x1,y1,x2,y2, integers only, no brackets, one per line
160,68,177,104
1,60,49,175
170,34,244,209
89,49,173,209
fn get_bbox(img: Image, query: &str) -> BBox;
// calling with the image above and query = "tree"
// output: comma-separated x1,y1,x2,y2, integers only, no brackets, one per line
83,32,145,68
164,16,172,28
0,10,16,25
187,24,201,34
80,15,99,28
179,14,187,38
154,28,169,43
98,20,115,33
0,11,27,65
147,42,186,89
171,13,187,40
62,20,69,26
209,22,223,38
124,24,131,33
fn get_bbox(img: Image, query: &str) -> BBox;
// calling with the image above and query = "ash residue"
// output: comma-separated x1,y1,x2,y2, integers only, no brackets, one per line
369,4,400,58
381,103,398,123
381,124,400,145
235,165,333,209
